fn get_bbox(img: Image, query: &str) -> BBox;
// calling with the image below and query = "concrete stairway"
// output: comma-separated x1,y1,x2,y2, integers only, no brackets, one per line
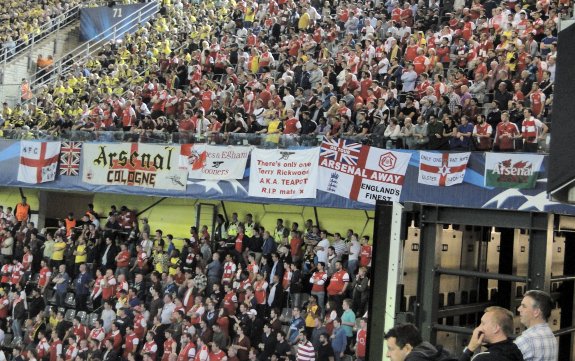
0,21,82,105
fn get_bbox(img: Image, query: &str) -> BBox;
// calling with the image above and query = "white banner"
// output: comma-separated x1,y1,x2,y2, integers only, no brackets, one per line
180,144,250,180
418,151,470,187
317,138,411,204
82,143,188,191
249,148,319,198
17,141,61,184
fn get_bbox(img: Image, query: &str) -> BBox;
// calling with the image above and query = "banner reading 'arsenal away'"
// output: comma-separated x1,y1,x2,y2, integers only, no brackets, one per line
317,138,411,204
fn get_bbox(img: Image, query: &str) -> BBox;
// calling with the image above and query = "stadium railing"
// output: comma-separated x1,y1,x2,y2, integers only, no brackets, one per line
0,129,550,153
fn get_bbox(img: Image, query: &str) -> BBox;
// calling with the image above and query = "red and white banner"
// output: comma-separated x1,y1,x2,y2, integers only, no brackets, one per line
317,138,411,204
17,141,61,184
418,151,470,186
180,144,250,180
249,148,319,198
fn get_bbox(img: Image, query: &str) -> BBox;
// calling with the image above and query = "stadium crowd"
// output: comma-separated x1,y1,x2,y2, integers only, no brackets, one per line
0,199,371,360
0,0,83,60
0,0,571,152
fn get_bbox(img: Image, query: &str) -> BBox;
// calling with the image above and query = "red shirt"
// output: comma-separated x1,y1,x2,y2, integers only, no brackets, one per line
73,324,89,341
162,339,177,361
356,329,367,357
142,341,158,361
49,339,62,361
235,233,244,253
39,267,52,287
359,245,372,267
254,280,268,304
117,250,130,268
124,333,139,357
178,342,196,361
311,271,327,293
326,270,350,296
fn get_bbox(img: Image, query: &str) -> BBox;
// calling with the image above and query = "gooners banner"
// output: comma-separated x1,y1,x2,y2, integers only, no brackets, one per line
17,141,61,184
180,144,251,180
485,152,544,189
249,148,319,198
82,143,188,191
418,151,471,187
318,138,411,204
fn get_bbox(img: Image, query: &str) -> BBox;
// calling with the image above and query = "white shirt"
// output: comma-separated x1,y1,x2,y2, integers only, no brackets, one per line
316,239,330,264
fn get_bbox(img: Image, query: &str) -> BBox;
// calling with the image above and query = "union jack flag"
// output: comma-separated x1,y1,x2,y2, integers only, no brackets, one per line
59,141,82,176
320,138,363,165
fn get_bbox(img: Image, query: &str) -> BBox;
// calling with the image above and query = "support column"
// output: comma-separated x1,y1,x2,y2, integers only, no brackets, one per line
497,228,515,310
416,207,442,343
527,214,554,292
559,231,575,361
368,202,404,361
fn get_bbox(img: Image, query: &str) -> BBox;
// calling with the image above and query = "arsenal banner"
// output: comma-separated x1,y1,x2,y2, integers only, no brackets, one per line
17,141,61,184
485,153,544,189
249,148,319,198
317,138,411,204
418,151,470,187
82,143,188,191
180,144,250,180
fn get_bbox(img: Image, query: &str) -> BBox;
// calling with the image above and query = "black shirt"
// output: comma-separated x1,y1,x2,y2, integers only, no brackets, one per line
317,343,336,360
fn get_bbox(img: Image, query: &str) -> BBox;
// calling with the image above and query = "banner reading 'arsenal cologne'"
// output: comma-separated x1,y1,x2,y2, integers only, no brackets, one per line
82,143,188,191
317,138,411,204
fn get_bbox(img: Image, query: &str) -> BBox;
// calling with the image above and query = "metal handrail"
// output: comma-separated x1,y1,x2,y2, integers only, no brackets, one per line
0,4,81,68
29,1,159,91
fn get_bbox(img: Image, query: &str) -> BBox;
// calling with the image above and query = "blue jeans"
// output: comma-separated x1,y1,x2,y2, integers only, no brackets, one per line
12,318,22,339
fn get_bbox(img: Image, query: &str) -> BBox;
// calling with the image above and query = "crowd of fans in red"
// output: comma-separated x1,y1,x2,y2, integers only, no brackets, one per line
3,0,569,152
0,199,371,360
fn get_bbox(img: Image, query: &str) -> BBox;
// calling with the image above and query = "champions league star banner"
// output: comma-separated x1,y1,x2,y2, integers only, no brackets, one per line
317,138,411,204
418,151,471,187
248,148,320,199
180,144,251,180
485,153,544,189
82,143,188,191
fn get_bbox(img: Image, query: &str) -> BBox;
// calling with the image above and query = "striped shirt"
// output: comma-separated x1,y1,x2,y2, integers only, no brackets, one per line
514,323,558,361
296,341,316,361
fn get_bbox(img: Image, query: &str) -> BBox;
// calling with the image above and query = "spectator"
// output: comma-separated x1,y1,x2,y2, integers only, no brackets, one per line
515,290,558,361
460,306,523,361
384,323,448,361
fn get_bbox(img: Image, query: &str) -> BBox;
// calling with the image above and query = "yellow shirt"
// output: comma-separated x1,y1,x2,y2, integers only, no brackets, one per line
75,244,87,263
305,304,319,327
51,241,66,261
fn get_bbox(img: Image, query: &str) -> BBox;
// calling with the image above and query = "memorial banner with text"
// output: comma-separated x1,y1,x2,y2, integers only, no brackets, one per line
82,143,188,191
317,138,411,204
248,148,319,198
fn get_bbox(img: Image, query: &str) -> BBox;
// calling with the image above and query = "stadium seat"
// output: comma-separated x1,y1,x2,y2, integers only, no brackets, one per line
64,292,76,308
87,313,99,327
58,307,66,315
281,325,289,335
76,311,87,324
64,309,76,322
44,305,53,317
48,292,57,306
